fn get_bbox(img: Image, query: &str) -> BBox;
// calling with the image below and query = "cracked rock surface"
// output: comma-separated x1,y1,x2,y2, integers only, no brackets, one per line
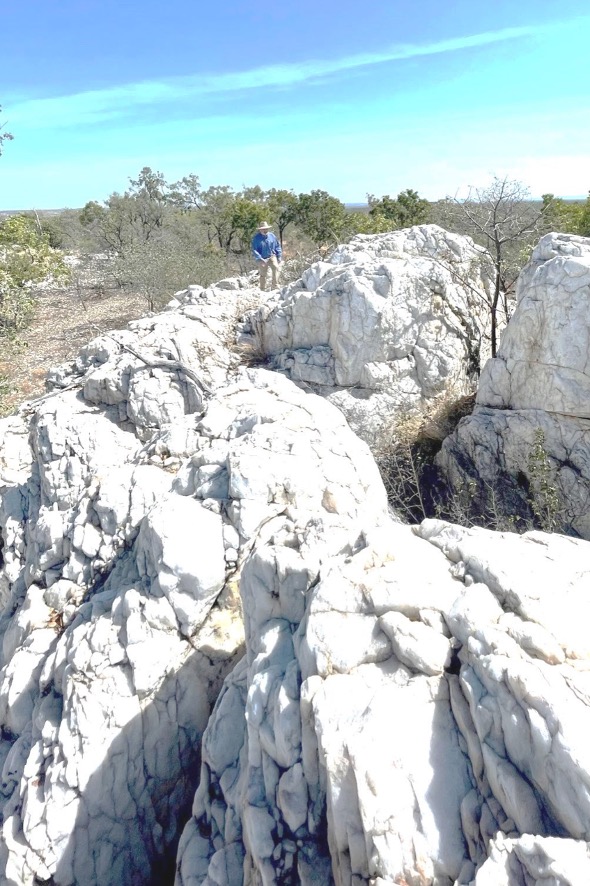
177,516,590,886
0,279,385,884
2,233,590,886
248,225,493,442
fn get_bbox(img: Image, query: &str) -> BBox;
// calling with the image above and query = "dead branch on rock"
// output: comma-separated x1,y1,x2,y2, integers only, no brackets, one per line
69,283,214,401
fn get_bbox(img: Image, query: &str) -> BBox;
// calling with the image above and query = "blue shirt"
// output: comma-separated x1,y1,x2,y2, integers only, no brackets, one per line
251,231,282,262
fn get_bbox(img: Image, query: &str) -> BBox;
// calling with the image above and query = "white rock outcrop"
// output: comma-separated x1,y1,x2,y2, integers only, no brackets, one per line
2,237,590,886
248,225,494,440
438,232,590,538
0,279,386,884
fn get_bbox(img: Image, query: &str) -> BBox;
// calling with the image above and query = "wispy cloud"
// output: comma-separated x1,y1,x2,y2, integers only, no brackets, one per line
7,18,579,130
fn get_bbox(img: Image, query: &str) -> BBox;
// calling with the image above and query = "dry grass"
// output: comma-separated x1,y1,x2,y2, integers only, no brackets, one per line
0,283,147,412
373,391,477,523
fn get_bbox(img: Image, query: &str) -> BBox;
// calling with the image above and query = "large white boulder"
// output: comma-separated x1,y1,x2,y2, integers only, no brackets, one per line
477,233,590,416
473,834,590,885
3,238,590,886
438,232,590,538
249,225,493,440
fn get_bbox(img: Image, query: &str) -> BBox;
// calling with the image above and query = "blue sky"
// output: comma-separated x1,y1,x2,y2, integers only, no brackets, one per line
1,0,589,209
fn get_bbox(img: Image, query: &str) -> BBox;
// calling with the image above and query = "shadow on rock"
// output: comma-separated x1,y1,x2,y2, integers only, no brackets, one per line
47,648,240,886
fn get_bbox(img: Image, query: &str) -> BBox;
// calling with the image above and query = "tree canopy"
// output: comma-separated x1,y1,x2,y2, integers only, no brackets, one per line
368,189,430,228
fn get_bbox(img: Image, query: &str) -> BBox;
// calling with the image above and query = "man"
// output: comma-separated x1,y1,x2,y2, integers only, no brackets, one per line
251,221,282,291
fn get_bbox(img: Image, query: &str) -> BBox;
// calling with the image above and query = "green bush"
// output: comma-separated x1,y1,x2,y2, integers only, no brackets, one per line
0,215,70,334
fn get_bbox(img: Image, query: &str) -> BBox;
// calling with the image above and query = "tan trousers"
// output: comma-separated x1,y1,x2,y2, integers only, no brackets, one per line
259,255,280,291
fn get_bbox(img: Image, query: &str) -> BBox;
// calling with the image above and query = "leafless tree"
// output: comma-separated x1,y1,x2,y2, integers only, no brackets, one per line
436,177,550,357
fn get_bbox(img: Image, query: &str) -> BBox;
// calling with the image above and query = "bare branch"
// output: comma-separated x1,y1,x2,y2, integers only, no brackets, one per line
445,176,545,357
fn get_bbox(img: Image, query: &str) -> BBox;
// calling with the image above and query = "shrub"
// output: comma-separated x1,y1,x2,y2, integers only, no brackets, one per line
0,215,70,334
0,373,13,416
112,237,228,312
526,429,567,533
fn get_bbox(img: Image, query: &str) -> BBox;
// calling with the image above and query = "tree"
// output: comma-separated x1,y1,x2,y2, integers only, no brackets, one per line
125,167,170,241
197,186,242,253
80,193,134,253
241,185,266,204
338,210,389,238
368,189,430,228
264,188,299,247
80,167,174,254
170,174,202,211
195,186,266,258
38,209,89,250
0,105,13,155
0,215,69,333
231,196,265,255
294,190,348,249
540,194,583,234
446,177,549,357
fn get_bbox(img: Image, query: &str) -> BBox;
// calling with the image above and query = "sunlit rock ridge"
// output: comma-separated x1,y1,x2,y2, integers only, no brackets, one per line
0,226,588,886
248,225,494,442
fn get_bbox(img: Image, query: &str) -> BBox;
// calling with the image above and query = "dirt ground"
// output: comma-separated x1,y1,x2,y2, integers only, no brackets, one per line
0,284,148,413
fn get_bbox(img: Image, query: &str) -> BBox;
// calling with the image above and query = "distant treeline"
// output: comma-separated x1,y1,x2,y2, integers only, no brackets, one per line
1,167,589,348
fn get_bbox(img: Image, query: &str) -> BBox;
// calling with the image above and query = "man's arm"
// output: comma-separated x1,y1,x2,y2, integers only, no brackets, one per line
273,234,282,262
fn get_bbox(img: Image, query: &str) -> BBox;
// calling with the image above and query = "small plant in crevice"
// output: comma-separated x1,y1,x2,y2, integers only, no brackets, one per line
526,428,567,534
375,399,585,537
374,393,478,524
374,406,446,523
435,474,523,533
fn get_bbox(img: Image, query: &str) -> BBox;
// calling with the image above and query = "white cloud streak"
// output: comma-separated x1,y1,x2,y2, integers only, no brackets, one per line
7,18,580,130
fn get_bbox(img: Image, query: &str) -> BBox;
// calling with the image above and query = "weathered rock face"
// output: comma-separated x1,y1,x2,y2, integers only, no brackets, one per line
248,225,493,441
177,515,590,886
438,232,590,538
473,834,590,885
0,281,387,885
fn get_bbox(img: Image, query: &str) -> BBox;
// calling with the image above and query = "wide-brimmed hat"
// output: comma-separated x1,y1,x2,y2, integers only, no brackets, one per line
257,221,272,230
